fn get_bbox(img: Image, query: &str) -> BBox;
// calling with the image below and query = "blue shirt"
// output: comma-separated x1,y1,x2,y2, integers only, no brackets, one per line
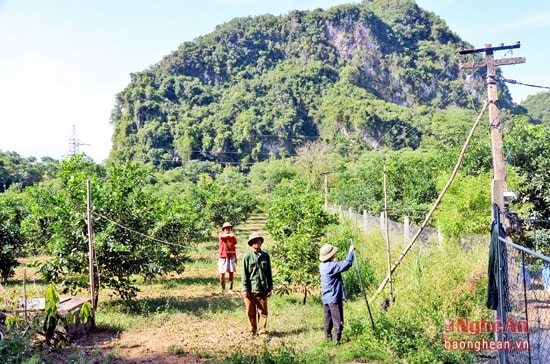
319,252,355,304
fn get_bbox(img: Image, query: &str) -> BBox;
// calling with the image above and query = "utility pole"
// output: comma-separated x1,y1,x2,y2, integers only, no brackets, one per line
458,42,525,211
460,43,525,364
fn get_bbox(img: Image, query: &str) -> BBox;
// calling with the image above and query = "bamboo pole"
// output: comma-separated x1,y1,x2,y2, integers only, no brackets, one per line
383,165,393,304
371,100,489,301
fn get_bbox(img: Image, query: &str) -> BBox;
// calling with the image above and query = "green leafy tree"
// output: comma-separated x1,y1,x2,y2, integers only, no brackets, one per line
25,155,208,302
331,149,439,224
505,115,550,219
432,171,492,240
293,142,340,192
384,149,439,222
248,158,297,202
331,152,386,215
0,189,27,283
266,179,338,303
0,151,58,192
91,161,192,300
189,173,257,229
25,155,105,298
522,90,550,124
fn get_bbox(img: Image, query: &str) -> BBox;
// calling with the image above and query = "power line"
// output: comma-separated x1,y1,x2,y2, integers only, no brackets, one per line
132,158,271,166
127,147,304,156
500,78,550,90
93,212,188,249
394,46,531,151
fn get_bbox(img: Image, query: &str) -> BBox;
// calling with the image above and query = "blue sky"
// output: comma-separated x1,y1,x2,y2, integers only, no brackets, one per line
0,0,548,163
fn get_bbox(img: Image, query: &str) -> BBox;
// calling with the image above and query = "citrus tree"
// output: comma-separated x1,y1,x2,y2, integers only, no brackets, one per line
0,188,27,283
24,155,209,302
192,172,257,229
266,178,338,303
24,155,257,302
505,115,550,219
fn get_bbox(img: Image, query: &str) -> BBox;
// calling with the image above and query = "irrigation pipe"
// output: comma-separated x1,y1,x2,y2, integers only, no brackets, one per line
371,100,489,302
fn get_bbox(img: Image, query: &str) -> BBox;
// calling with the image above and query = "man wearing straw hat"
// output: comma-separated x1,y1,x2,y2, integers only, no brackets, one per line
319,243,355,345
218,222,237,294
242,232,273,336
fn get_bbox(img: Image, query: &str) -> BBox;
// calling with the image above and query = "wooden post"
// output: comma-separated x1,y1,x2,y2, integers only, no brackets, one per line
23,267,28,324
320,172,331,210
86,179,96,312
460,43,525,364
404,215,410,245
459,42,525,213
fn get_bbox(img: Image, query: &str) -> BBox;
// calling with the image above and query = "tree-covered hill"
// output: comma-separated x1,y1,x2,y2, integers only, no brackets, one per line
0,151,58,192
521,90,550,124
109,0,514,168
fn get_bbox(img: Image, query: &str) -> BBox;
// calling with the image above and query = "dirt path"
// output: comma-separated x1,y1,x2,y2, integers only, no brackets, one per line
45,215,284,363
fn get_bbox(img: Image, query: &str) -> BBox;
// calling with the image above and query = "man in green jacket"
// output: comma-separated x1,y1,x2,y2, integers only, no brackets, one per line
242,232,273,336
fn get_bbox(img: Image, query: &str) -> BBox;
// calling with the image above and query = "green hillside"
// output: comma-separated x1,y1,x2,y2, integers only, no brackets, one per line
521,90,550,124
108,0,517,168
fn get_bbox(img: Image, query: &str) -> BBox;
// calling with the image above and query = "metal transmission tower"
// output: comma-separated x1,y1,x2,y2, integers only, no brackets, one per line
68,125,90,156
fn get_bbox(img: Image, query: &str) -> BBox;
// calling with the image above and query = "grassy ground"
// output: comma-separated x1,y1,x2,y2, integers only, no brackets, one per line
3,214,494,363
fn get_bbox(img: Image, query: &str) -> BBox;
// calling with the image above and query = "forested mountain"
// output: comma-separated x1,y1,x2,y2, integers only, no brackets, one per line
521,90,550,124
109,0,518,169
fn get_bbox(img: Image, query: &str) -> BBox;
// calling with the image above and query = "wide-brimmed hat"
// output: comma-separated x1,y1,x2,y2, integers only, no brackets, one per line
222,222,233,229
247,232,264,246
319,244,338,262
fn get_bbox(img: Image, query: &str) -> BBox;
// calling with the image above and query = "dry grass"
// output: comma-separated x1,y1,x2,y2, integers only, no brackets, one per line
4,214,491,363
6,214,335,363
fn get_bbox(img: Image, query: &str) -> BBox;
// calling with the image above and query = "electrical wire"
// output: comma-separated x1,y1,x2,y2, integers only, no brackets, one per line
500,78,550,91
93,212,188,249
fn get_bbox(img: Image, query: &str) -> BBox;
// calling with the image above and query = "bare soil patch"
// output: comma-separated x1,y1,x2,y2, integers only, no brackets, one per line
42,215,300,363
44,284,295,363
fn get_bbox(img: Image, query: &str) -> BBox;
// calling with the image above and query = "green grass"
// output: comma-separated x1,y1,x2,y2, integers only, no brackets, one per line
3,214,493,363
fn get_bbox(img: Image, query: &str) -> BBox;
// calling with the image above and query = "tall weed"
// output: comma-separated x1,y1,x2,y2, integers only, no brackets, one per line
323,221,491,362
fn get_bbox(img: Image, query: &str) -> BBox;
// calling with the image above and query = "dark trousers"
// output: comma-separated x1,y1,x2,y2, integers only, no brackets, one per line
323,302,344,341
